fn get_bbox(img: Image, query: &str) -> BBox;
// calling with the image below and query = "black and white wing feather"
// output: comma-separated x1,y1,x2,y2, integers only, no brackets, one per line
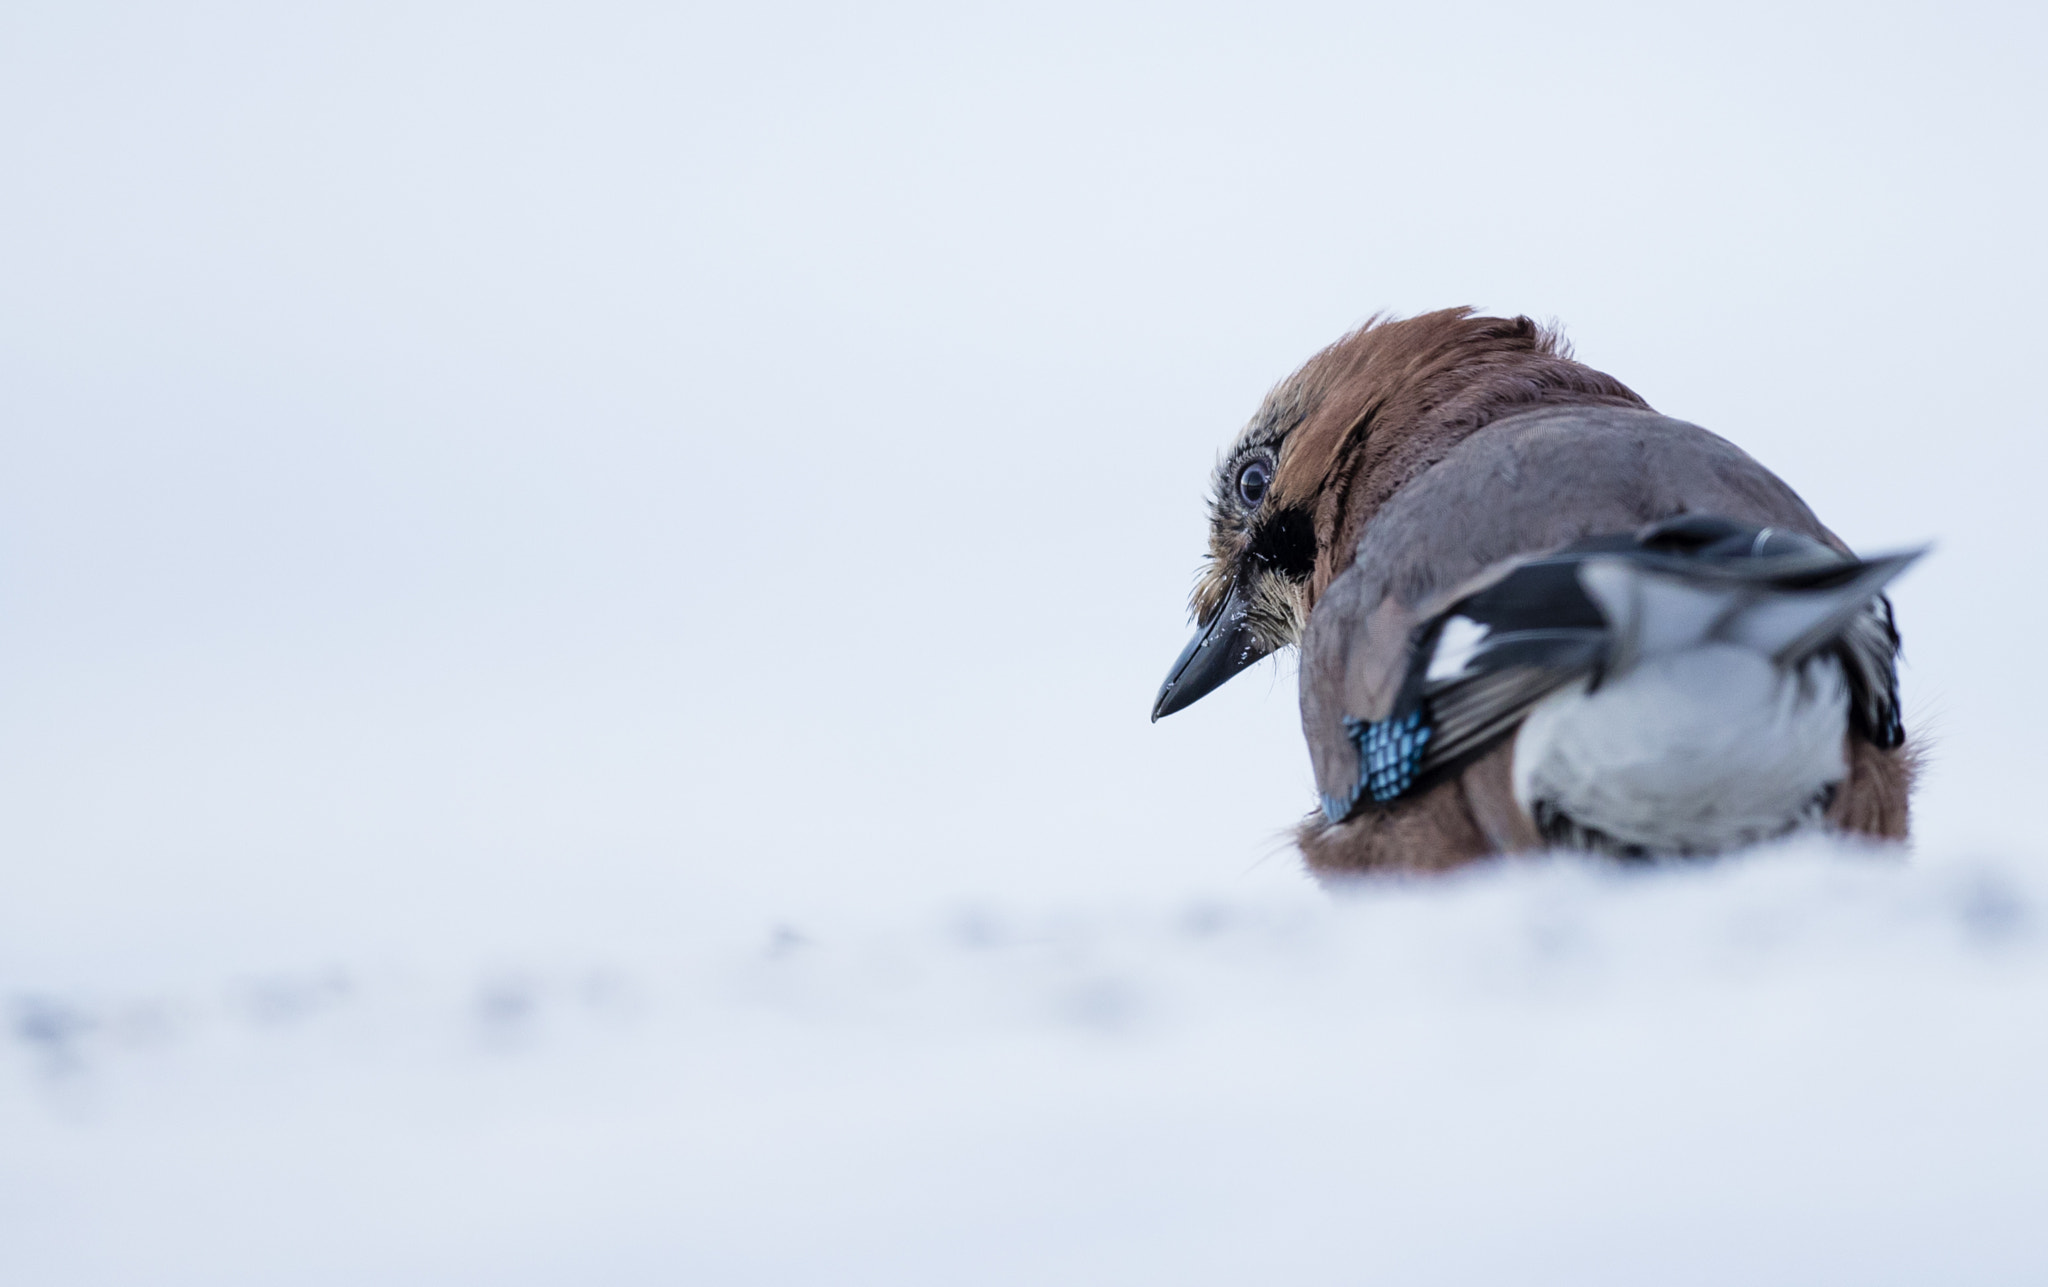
1316,516,1918,823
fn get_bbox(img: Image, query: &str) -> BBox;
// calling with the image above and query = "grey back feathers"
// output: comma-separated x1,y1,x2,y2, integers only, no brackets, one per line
1301,405,1917,837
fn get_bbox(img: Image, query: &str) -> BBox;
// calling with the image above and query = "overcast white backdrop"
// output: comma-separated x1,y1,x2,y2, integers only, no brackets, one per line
7,0,2042,962
2,4,2046,1279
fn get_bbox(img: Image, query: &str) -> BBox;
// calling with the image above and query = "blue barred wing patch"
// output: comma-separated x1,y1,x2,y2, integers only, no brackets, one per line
1319,709,1433,822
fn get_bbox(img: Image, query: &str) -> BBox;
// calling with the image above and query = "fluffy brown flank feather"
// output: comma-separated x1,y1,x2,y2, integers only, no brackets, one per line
1262,308,1648,606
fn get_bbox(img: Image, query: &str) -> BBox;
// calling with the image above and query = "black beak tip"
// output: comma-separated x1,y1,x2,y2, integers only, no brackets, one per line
1150,583,1269,723
1149,682,1179,723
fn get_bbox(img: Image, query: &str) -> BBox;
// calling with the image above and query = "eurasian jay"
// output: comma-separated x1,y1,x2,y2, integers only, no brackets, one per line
1153,309,1918,875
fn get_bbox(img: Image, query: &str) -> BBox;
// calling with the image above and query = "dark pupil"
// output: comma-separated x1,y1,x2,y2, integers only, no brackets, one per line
1237,461,1270,507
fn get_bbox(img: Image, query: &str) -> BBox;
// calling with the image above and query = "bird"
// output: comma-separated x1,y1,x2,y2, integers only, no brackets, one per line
1151,308,1920,876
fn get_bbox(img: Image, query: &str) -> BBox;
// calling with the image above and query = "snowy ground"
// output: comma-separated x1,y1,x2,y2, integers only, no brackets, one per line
8,842,2047,1285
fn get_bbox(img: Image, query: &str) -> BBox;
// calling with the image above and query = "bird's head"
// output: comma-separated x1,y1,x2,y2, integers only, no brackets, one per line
1151,308,1647,721
1149,376,1322,721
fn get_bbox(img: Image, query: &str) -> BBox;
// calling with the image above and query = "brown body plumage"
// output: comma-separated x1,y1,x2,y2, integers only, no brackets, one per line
1156,308,1915,878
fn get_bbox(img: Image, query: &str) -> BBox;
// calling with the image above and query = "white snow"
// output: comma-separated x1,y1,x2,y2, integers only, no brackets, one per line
6,844,2046,1285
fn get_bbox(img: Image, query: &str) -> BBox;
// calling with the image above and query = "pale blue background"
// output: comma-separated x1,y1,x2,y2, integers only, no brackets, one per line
8,1,2039,958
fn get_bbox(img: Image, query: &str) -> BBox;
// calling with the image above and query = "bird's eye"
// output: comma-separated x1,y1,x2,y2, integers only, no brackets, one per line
1236,459,1271,508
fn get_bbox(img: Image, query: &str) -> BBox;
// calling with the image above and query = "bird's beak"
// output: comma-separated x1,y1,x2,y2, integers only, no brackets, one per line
1151,579,1272,721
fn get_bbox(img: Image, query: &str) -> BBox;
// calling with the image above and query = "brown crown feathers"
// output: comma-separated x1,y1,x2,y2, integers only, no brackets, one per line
1189,307,1647,654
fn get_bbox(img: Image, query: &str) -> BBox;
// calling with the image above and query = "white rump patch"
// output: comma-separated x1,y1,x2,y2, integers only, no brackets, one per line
1511,645,1849,853
1426,615,1490,683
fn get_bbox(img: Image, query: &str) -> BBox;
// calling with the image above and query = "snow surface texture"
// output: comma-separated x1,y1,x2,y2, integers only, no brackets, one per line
8,843,2047,1286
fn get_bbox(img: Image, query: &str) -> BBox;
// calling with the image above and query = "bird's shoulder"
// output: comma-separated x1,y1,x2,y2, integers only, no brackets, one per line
1351,404,1838,607
1299,404,1841,813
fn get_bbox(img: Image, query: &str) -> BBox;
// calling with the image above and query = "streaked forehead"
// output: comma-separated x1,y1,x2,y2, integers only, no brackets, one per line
1222,366,1322,470
1220,316,1418,512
